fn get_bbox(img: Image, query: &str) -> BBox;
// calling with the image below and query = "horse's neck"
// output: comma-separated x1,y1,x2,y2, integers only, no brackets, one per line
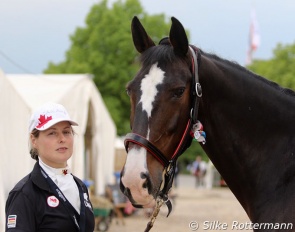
198,57,295,221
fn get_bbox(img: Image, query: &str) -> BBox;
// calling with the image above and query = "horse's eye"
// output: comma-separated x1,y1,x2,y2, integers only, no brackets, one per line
173,88,185,98
126,88,130,96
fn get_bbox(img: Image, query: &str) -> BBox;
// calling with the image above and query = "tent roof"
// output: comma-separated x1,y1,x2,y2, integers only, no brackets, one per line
0,71,117,230
6,73,93,109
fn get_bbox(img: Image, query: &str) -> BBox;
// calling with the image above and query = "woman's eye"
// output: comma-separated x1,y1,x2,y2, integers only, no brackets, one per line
63,130,72,135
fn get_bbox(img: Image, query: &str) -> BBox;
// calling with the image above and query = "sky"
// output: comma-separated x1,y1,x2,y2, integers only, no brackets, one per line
0,0,295,74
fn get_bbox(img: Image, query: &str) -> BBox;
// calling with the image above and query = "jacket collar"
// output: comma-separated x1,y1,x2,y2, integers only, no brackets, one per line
31,161,52,192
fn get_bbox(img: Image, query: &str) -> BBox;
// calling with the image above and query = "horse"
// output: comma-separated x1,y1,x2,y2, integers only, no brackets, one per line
120,16,295,231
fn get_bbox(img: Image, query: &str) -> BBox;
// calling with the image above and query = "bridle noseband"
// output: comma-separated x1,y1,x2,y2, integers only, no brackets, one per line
124,45,202,228
124,133,169,167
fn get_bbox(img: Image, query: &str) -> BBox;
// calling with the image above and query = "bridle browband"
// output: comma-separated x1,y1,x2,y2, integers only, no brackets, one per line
124,44,202,230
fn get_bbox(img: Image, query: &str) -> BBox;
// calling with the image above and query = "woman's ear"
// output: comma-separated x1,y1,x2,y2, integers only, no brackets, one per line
30,134,37,148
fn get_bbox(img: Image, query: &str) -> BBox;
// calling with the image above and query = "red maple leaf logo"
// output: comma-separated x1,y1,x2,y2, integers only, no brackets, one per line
36,115,52,128
50,197,57,203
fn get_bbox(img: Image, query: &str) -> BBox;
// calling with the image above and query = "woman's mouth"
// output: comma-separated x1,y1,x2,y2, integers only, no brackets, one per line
56,147,67,152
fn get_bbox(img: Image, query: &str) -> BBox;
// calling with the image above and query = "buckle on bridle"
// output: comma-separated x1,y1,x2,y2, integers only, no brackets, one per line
158,161,175,215
196,82,202,97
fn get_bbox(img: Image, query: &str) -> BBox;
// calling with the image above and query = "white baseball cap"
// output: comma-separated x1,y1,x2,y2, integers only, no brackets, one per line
28,102,78,133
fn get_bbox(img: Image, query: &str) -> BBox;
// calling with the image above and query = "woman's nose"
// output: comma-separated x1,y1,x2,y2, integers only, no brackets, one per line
58,133,66,142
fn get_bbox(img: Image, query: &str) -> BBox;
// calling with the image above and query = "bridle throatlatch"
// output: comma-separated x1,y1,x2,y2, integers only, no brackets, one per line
124,45,205,232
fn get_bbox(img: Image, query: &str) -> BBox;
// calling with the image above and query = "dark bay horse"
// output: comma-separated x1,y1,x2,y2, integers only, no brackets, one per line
120,16,295,231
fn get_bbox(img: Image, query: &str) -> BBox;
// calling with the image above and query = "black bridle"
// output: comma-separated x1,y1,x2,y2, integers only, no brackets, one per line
124,45,202,217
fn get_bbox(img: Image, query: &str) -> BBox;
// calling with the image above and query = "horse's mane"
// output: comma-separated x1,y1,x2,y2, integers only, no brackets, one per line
139,43,295,98
200,50,295,97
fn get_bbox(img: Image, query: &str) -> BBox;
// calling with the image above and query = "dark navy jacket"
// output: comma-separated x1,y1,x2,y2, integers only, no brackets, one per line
5,162,95,232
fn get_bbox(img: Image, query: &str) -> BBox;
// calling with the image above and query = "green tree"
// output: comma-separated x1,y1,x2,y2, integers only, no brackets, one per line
44,0,206,170
247,42,295,90
44,0,172,135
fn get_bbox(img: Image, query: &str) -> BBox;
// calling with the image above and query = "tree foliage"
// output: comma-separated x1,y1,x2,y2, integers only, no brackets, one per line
247,42,295,90
44,0,295,169
44,0,209,169
44,0,172,135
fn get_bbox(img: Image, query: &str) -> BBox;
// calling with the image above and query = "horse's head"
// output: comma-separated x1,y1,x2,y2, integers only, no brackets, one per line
120,16,198,209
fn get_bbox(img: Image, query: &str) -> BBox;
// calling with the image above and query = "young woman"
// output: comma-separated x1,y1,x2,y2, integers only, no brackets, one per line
5,102,95,232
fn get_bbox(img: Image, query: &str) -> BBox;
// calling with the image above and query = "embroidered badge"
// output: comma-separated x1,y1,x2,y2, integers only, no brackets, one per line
7,215,17,228
47,196,59,207
36,115,52,128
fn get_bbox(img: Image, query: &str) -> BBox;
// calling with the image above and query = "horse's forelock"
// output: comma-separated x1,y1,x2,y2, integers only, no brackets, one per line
139,45,190,68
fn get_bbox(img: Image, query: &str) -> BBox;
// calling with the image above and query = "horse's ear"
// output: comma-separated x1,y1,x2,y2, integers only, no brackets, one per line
169,17,189,56
131,16,155,53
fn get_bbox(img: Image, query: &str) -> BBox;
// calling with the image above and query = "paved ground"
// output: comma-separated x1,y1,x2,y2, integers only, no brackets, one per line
101,174,250,232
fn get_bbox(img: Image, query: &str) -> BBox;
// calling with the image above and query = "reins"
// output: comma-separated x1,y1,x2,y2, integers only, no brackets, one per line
124,45,202,232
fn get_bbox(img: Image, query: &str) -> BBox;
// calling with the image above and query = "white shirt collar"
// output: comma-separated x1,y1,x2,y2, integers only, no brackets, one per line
39,158,71,176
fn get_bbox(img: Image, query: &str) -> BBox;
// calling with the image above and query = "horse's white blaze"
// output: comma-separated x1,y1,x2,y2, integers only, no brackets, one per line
122,64,165,205
123,147,146,182
140,63,165,119
121,147,154,204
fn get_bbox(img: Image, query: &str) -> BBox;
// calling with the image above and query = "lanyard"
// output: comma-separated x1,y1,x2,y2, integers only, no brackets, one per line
39,165,86,232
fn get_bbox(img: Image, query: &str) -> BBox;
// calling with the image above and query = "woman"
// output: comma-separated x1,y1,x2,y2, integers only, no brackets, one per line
5,102,95,232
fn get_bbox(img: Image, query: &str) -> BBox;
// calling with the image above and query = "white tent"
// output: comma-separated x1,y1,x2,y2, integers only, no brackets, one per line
0,70,116,231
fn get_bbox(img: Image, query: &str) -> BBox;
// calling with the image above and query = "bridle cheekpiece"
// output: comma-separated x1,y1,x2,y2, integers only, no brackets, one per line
124,44,203,232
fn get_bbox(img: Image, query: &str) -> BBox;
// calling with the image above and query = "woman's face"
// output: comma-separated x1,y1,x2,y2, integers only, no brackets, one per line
31,121,74,168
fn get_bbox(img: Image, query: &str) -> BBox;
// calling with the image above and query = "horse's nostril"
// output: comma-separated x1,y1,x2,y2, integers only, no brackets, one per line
140,172,152,194
140,172,150,190
142,180,147,189
140,172,148,179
